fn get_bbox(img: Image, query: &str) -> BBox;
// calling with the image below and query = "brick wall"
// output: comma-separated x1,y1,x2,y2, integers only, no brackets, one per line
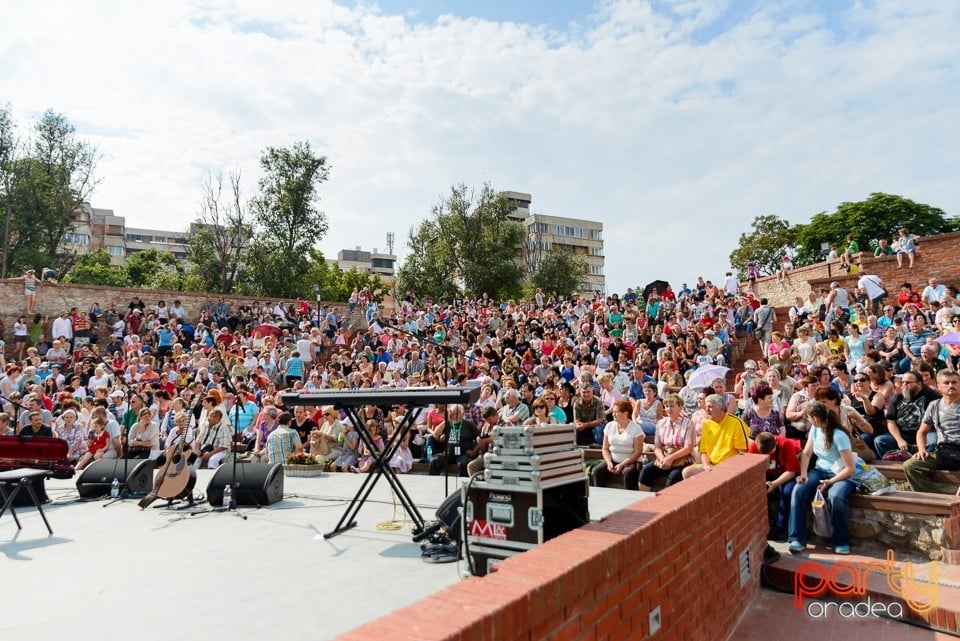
334,455,769,641
752,230,960,308
0,279,344,340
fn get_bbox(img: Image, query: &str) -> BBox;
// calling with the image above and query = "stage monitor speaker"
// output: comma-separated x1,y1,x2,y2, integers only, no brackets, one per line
206,463,284,506
435,490,462,543
76,458,155,498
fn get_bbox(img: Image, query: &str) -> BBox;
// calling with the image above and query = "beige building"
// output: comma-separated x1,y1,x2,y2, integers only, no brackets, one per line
334,247,397,289
502,191,605,296
64,202,189,266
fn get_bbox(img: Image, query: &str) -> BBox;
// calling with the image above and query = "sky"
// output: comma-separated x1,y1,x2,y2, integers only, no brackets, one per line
2,0,958,296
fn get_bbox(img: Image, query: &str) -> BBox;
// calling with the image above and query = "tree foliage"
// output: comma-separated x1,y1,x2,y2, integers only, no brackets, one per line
529,249,588,299
247,141,330,297
397,184,525,300
305,250,385,303
125,248,185,289
794,193,959,265
729,214,798,277
63,249,131,287
0,107,99,277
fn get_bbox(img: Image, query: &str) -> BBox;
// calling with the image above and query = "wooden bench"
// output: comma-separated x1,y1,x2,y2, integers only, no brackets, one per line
847,490,960,563
871,460,960,493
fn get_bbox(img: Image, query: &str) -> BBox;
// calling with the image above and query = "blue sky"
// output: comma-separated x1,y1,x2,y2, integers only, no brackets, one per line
1,0,957,295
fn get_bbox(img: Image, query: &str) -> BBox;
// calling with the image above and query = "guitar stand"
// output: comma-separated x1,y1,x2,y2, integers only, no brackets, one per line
324,406,428,540
152,494,196,511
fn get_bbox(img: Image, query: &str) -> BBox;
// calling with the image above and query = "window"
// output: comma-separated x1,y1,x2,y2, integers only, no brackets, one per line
590,229,603,241
64,233,89,245
107,245,124,257
591,247,603,256
591,265,604,276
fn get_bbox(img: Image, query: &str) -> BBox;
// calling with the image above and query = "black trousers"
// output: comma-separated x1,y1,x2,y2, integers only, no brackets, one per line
591,461,640,490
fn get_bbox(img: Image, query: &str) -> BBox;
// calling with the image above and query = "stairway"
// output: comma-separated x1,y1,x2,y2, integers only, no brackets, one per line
727,306,791,375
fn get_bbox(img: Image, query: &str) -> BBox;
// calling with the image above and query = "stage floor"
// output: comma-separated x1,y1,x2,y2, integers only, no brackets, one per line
0,468,649,641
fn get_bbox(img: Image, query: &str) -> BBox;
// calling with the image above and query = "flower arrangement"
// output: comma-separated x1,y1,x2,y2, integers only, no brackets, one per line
286,452,318,466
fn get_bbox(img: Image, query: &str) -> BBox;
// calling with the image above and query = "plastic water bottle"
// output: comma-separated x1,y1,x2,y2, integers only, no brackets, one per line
426,443,433,460
110,477,120,498
223,484,232,509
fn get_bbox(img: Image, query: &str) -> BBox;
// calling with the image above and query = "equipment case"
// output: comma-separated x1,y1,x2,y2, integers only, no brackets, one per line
491,424,577,456
463,477,589,575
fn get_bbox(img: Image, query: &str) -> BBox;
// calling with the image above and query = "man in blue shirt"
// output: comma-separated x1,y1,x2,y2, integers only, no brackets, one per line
900,316,935,374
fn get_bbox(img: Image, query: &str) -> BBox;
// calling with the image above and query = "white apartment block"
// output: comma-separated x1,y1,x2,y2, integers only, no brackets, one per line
503,191,605,296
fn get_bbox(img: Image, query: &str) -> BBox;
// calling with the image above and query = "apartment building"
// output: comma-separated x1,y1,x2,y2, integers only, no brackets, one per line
334,247,397,288
63,202,189,266
502,191,605,296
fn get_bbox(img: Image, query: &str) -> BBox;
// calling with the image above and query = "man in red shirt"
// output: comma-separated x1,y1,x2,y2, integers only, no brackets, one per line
749,432,801,541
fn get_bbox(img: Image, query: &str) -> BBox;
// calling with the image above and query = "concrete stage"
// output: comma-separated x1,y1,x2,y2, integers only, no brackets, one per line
0,468,648,641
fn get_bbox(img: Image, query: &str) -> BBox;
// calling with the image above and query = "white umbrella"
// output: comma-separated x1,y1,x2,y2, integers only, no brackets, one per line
686,364,731,391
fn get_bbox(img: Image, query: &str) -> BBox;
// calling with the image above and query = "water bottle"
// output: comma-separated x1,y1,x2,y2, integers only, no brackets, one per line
110,477,120,498
426,443,433,460
223,484,232,509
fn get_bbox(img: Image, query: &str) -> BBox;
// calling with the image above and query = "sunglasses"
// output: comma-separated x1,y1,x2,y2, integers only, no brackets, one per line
853,378,868,382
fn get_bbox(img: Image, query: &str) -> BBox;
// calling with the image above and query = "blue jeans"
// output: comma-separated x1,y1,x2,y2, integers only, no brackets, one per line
771,478,796,533
639,421,657,437
592,425,605,445
788,469,856,547
873,431,937,458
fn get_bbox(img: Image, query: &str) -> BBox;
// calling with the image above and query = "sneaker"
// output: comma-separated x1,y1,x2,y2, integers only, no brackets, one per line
348,465,358,473
834,545,850,555
788,541,804,554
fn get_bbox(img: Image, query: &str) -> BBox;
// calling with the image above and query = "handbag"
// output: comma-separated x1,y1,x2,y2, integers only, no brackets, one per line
882,449,912,462
936,443,960,471
853,463,894,495
811,489,832,537
851,434,876,463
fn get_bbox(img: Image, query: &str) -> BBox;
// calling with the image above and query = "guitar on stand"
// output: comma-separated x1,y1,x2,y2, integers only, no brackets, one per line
138,420,197,509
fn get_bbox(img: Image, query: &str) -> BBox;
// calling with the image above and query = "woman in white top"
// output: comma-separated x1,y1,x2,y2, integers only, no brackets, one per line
792,326,818,366
591,399,644,490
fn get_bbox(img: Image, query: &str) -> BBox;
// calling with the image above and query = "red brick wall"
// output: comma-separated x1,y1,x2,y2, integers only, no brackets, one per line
335,455,769,641
0,280,348,340
752,230,960,308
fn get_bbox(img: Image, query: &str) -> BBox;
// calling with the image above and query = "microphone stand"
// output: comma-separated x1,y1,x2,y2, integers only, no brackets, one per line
104,383,149,507
208,344,254,520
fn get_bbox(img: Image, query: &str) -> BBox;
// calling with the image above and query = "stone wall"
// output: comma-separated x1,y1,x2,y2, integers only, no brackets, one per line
751,230,960,308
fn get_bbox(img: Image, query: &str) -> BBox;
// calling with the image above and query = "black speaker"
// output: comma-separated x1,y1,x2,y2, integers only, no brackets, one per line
76,458,155,498
206,463,284,506
436,490,462,543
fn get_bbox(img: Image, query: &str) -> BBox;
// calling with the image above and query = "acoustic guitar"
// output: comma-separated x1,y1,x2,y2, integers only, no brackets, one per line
138,426,197,508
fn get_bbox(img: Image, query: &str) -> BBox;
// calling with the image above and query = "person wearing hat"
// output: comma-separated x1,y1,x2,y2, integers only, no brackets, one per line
20,269,39,315
701,329,726,367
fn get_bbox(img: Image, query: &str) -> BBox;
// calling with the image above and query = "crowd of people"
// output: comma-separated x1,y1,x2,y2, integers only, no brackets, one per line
2,266,959,554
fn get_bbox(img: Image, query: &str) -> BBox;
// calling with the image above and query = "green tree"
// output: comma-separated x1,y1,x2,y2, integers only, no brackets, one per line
729,214,799,277
529,249,588,299
63,248,131,287
0,109,99,277
0,102,17,278
794,193,959,265
305,250,385,303
247,141,329,297
124,248,184,288
397,183,525,300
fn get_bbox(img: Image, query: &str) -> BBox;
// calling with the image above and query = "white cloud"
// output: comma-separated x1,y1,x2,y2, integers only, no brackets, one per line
1,0,957,294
